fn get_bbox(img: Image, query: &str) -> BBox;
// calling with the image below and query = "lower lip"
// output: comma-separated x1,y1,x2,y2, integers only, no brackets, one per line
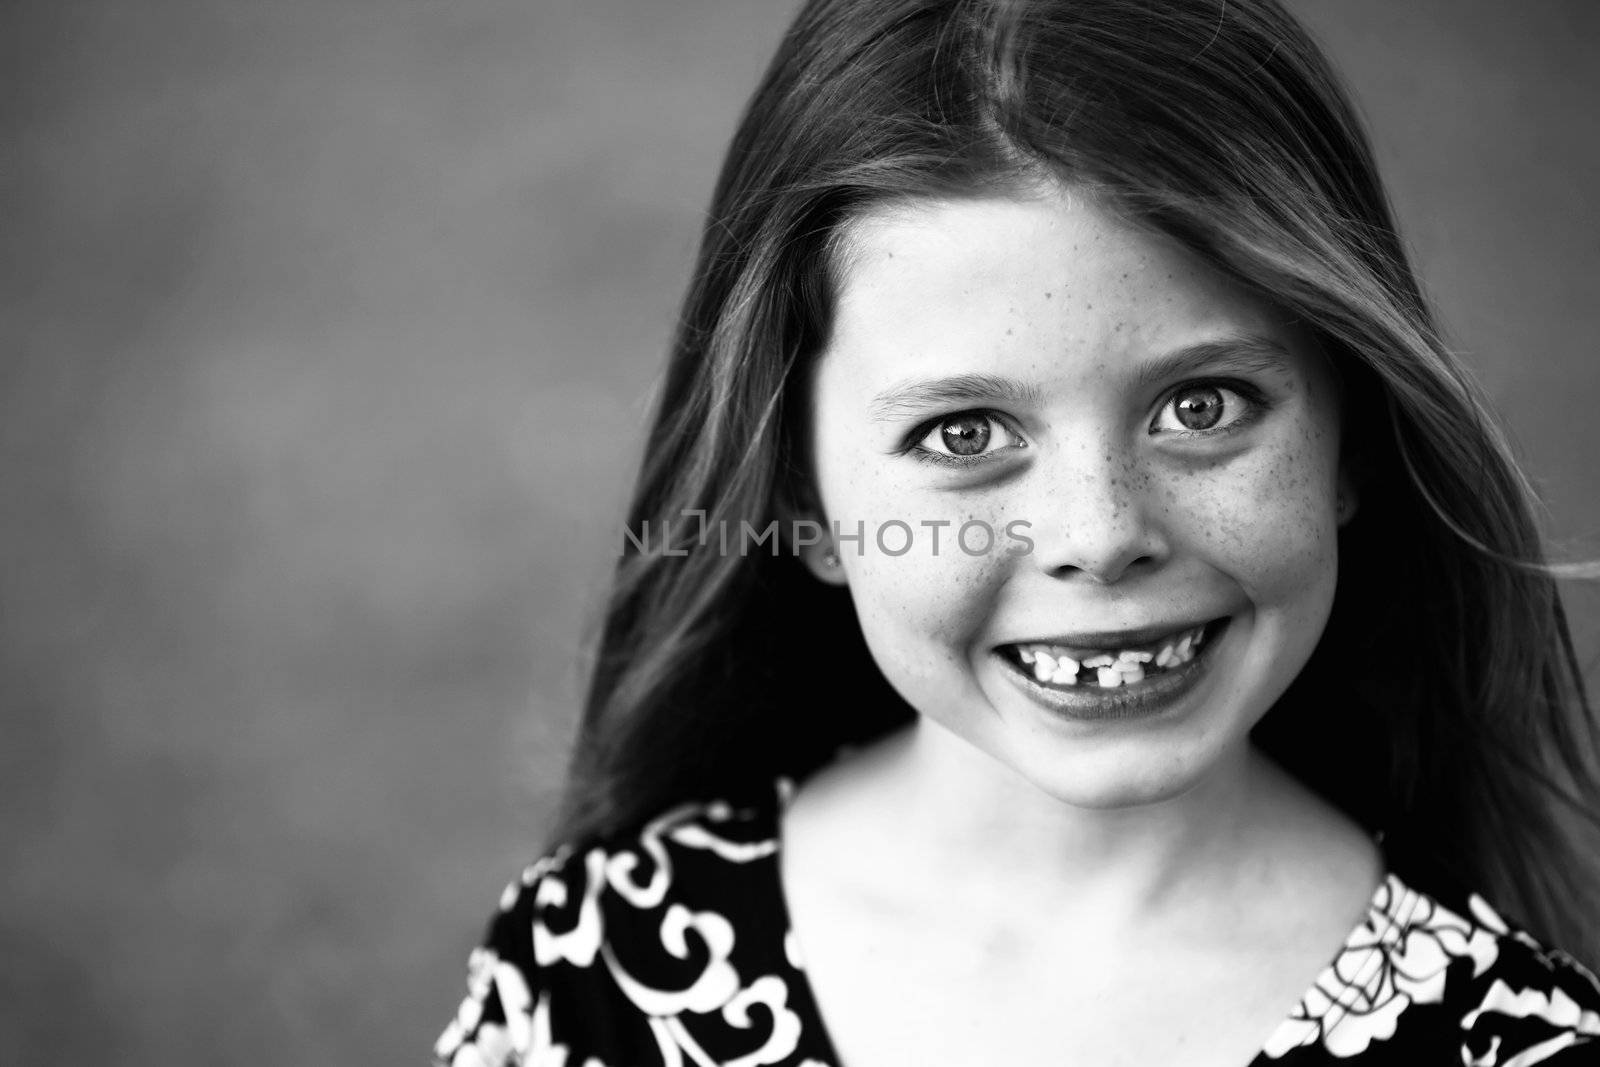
994,619,1229,723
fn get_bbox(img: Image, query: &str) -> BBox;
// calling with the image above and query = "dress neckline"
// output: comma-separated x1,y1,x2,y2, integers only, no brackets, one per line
764,775,1413,1066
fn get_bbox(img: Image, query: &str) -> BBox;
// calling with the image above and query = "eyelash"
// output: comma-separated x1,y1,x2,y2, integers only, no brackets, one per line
899,379,1269,467
1148,378,1268,438
900,411,1024,469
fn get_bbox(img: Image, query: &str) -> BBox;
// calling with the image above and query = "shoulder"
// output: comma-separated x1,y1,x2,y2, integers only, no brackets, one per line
1449,889,1600,1066
433,787,797,1067
1265,870,1600,1064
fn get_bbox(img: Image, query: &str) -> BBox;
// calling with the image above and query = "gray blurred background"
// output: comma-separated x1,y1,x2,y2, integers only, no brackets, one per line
3,0,1597,1062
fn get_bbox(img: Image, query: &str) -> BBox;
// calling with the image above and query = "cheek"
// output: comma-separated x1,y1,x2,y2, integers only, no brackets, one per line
819,467,1014,679
845,548,1008,722
847,517,1013,655
1162,428,1341,601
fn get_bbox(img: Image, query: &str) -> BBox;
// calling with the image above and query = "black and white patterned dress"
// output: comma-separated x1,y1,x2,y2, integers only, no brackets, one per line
435,782,1600,1066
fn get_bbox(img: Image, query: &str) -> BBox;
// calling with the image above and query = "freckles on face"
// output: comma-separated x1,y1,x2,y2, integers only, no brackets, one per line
1147,369,1343,733
802,188,1347,804
840,501,1017,700
1191,433,1337,602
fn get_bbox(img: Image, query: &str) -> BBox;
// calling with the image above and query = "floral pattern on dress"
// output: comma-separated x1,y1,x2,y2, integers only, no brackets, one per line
436,784,1600,1067
435,793,815,1067
1457,901,1600,1067
1261,873,1501,1058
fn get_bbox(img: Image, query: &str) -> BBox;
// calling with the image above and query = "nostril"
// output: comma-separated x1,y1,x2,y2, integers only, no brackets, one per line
1047,550,1158,586
1041,528,1165,584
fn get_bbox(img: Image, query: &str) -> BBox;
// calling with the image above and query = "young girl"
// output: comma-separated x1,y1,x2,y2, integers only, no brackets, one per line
436,1,1600,1064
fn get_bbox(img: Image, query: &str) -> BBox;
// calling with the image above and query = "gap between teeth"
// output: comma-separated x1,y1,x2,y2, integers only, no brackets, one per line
1018,626,1206,687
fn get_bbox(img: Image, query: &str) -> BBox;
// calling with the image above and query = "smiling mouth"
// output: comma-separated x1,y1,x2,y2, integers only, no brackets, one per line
997,618,1228,691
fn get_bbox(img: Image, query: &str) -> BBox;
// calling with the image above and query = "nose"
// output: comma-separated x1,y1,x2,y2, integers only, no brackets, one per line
1029,443,1169,585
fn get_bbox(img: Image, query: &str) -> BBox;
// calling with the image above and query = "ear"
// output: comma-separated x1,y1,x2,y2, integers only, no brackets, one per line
1335,463,1359,527
776,499,848,587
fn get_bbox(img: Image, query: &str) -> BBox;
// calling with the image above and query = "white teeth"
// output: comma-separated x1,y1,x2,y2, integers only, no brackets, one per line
1016,622,1214,689
1151,626,1203,668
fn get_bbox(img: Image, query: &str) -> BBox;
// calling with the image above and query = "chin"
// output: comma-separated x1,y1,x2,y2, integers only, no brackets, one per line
1008,739,1228,811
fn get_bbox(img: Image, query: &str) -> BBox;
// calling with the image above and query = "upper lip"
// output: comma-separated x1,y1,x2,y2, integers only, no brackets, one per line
1000,617,1221,651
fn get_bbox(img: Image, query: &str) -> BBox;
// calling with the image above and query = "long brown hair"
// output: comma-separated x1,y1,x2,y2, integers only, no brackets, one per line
555,0,1600,962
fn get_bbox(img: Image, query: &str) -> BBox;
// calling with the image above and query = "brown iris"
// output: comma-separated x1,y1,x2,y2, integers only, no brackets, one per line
1173,385,1225,430
940,414,991,455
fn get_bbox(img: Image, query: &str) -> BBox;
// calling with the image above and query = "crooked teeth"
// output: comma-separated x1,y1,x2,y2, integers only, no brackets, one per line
1016,623,1209,689
1032,650,1085,685
1160,631,1198,667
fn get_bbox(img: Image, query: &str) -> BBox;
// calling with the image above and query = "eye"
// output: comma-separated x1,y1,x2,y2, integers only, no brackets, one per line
1149,382,1261,435
909,411,1025,465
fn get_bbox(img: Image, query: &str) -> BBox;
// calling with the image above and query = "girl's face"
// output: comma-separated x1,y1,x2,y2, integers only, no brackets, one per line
803,188,1351,808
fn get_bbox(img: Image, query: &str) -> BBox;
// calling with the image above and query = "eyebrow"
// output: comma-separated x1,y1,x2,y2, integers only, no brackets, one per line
866,334,1293,423
868,373,1045,423
1128,335,1293,392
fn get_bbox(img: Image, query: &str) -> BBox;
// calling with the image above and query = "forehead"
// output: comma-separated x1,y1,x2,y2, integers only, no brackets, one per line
823,189,1292,373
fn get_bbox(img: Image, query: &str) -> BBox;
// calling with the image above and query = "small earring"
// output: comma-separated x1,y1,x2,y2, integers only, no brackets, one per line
822,548,840,568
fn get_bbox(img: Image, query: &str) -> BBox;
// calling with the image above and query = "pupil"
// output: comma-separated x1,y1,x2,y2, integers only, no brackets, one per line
1175,387,1224,430
941,414,991,455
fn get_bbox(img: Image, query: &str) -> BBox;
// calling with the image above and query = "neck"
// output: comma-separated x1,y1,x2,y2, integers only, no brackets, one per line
858,720,1301,930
